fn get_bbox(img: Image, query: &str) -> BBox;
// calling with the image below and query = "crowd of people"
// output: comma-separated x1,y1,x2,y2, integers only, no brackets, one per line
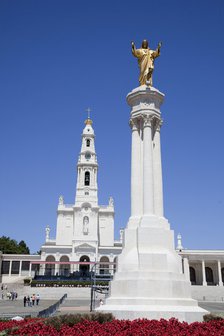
23,294,40,307
1,283,40,308
1,284,18,300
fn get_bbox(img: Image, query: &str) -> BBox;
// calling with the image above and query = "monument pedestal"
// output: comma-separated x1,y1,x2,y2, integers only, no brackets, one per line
97,85,207,322
99,217,206,322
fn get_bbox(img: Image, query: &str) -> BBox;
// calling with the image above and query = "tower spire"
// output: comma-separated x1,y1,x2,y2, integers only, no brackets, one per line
85,107,93,125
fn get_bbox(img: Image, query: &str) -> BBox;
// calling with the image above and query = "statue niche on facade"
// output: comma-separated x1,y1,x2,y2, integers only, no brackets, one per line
131,39,162,86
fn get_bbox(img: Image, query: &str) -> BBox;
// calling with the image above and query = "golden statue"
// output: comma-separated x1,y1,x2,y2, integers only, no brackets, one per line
131,39,162,86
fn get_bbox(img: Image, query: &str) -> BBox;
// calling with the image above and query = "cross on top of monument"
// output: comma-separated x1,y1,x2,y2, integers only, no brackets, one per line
85,107,93,125
86,107,91,119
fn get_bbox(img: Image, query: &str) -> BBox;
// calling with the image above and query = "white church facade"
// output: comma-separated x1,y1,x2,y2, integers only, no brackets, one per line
39,117,123,277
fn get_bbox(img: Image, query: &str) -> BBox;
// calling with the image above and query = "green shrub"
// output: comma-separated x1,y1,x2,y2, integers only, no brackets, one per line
23,278,31,285
44,313,114,330
203,313,224,322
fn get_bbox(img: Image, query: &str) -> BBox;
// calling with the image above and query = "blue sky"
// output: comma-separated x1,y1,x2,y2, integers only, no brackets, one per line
0,0,224,253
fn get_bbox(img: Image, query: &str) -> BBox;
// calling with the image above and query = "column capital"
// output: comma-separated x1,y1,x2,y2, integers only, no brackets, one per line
142,114,154,128
153,117,163,132
129,118,139,131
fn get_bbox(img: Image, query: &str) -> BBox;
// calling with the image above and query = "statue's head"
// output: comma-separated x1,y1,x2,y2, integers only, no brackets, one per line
142,40,149,49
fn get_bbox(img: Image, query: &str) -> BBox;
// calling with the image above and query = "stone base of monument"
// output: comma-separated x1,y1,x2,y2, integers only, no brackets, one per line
97,304,206,323
96,216,208,322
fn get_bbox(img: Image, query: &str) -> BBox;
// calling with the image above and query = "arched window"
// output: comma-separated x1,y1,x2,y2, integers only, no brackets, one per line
86,139,90,147
85,171,90,186
100,256,110,275
45,255,55,276
59,256,70,276
79,255,90,275
205,267,214,285
189,266,196,284
83,216,89,235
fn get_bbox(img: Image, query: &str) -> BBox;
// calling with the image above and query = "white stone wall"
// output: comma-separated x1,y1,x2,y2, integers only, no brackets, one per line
56,210,73,246
99,211,114,247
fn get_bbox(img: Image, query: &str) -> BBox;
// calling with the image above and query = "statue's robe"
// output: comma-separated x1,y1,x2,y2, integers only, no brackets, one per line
132,47,160,85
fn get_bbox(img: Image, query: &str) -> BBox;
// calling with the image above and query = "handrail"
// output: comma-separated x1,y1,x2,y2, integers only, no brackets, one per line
37,293,67,318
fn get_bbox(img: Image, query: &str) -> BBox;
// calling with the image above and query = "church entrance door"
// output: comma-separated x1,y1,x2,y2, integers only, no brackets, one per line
79,255,90,277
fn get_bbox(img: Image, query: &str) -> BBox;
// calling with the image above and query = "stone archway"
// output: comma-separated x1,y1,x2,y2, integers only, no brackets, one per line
205,267,214,285
100,256,110,275
59,256,70,276
45,255,55,276
189,266,196,285
79,255,90,276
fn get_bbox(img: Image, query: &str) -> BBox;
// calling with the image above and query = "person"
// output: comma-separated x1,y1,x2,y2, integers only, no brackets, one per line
1,284,3,290
27,296,31,307
32,294,35,306
99,299,103,306
131,39,162,86
23,296,27,307
36,294,40,305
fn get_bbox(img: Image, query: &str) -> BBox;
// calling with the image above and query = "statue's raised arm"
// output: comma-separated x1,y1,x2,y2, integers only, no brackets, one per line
131,41,136,52
131,39,162,86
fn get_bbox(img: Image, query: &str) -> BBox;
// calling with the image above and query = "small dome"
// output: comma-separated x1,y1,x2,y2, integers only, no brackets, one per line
83,119,94,135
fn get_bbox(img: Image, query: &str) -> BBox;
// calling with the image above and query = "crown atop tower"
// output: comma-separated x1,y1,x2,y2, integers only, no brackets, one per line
85,118,93,126
83,118,94,136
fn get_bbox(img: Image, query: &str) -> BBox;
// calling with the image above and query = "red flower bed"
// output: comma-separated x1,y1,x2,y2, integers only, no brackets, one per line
1,317,224,335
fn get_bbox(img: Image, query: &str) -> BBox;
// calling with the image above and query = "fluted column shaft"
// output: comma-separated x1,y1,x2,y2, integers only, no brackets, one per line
143,116,154,215
153,124,164,217
130,119,142,217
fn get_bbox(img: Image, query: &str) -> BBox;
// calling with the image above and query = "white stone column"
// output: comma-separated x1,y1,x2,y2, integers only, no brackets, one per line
29,262,32,277
153,122,164,217
218,260,223,286
183,258,190,281
9,260,12,277
19,260,22,276
55,254,60,275
42,263,45,276
202,260,207,286
143,115,154,215
130,118,142,217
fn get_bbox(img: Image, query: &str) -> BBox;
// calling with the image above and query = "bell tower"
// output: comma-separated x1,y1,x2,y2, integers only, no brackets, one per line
75,117,98,207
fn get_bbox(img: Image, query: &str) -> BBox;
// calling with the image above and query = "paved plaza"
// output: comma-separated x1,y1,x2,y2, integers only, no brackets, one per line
0,298,58,318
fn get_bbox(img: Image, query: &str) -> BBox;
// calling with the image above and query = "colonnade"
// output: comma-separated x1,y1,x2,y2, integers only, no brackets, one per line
190,260,224,286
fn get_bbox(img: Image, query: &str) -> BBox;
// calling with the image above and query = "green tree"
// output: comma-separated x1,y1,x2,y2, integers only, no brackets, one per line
0,236,30,254
18,240,30,254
